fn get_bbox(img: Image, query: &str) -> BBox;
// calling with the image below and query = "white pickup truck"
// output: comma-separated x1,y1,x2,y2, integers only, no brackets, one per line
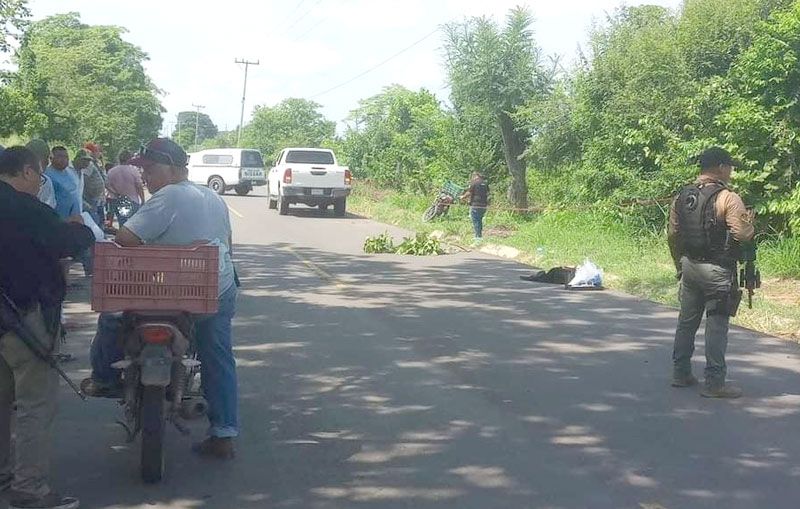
267,148,352,216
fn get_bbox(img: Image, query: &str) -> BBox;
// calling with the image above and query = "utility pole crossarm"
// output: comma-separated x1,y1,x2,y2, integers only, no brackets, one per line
235,58,260,148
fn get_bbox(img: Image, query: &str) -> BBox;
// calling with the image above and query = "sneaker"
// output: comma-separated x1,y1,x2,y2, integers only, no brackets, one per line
701,384,743,399
671,374,699,388
80,378,122,399
9,492,79,509
191,437,235,460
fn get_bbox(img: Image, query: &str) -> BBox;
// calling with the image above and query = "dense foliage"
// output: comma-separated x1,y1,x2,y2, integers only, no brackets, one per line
3,1,799,238
7,12,162,157
519,0,800,233
0,0,28,53
172,110,218,150
240,98,335,163
342,0,800,235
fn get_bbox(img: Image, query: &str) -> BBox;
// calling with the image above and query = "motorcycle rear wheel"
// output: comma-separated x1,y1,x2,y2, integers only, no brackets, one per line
140,385,166,483
422,204,439,222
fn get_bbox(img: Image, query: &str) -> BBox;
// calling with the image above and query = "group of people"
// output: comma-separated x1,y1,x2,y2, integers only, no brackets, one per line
0,138,239,509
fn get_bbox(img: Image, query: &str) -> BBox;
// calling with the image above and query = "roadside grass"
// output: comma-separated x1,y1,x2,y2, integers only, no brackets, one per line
350,184,800,341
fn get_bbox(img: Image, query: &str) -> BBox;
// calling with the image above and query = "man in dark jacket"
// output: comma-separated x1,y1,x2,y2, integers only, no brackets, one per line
460,172,490,242
668,147,755,399
0,147,94,509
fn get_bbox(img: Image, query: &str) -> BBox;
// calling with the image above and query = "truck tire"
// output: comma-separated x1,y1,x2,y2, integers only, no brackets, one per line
234,184,251,196
267,185,277,209
333,198,346,217
208,176,226,195
278,190,290,216
141,386,166,484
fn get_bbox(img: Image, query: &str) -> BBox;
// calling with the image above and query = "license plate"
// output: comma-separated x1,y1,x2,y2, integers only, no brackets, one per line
311,189,324,196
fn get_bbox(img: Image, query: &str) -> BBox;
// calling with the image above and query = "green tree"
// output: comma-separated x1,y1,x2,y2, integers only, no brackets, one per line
172,110,218,150
0,85,43,136
677,0,771,80
12,13,163,156
718,1,800,232
443,7,553,209
0,0,28,53
342,85,451,191
0,0,31,135
199,130,237,150
241,98,335,161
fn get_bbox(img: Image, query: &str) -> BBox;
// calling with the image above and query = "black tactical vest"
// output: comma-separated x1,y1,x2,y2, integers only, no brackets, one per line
676,181,733,264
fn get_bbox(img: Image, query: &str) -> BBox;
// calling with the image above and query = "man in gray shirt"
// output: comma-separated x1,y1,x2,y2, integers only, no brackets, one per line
83,139,239,459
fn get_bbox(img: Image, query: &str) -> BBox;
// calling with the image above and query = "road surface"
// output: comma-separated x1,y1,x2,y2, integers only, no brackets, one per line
21,188,800,508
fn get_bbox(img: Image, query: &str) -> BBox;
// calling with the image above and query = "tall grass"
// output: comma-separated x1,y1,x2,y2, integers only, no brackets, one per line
350,183,799,339
760,236,800,279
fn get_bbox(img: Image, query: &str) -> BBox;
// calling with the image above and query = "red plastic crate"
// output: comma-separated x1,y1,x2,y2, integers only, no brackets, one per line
91,242,219,314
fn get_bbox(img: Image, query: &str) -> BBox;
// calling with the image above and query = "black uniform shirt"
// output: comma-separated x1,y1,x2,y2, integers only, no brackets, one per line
0,181,94,310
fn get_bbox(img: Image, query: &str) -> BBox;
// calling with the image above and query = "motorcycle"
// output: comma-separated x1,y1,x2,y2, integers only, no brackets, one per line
423,192,455,222
111,312,206,483
92,242,218,483
422,182,464,222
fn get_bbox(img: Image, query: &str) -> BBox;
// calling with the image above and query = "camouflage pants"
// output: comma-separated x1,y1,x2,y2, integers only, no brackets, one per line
0,306,59,498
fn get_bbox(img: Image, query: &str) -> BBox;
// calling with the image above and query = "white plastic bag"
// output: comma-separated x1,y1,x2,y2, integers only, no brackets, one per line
568,259,603,288
80,211,105,241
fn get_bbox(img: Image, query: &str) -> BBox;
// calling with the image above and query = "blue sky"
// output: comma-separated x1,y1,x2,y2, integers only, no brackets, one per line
23,0,682,134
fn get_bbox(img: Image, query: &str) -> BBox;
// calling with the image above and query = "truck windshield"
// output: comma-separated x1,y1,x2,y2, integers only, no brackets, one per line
286,150,334,165
241,150,264,167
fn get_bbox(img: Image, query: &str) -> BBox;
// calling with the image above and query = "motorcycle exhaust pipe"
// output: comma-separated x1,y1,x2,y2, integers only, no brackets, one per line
179,397,208,420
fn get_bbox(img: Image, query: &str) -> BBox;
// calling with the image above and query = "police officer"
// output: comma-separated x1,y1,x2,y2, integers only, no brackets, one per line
668,147,755,399
0,147,94,509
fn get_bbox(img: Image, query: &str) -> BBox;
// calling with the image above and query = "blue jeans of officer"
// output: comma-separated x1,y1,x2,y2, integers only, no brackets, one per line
90,285,239,437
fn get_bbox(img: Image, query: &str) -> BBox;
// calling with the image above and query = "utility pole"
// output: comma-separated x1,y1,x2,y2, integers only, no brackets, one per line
235,58,259,147
192,103,205,149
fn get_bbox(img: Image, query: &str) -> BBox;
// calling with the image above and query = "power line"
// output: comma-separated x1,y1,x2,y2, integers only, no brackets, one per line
290,13,328,42
310,27,441,99
286,0,307,20
283,0,323,36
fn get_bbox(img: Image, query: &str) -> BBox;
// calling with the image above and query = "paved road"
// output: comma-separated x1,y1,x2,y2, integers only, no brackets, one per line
19,188,800,508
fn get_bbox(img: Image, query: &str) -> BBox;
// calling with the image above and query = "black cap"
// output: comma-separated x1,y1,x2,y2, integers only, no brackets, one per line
129,138,188,168
698,146,741,169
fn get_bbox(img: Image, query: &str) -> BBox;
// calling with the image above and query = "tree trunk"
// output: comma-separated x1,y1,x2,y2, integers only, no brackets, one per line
497,111,528,211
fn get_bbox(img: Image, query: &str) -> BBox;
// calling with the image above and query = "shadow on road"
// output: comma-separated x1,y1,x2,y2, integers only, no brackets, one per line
52,243,800,509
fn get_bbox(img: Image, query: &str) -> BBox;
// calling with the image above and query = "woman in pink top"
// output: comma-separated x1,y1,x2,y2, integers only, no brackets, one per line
106,150,145,225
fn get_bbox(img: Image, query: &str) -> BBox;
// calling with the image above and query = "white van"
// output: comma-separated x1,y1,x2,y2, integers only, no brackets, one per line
186,148,267,195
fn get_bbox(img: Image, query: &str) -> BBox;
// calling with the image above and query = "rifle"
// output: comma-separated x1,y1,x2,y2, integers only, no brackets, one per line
739,242,761,309
0,290,86,400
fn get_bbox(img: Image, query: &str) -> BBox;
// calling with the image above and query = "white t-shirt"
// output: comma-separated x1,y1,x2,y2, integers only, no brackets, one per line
37,174,57,209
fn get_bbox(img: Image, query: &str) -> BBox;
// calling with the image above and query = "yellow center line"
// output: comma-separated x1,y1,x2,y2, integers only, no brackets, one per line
287,246,347,289
227,204,244,218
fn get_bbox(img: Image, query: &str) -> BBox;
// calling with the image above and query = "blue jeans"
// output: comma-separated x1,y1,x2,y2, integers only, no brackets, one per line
90,285,239,437
470,206,486,238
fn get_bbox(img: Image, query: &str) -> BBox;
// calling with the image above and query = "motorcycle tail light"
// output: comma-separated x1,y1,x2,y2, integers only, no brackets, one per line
283,168,293,184
344,169,352,186
140,325,173,345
